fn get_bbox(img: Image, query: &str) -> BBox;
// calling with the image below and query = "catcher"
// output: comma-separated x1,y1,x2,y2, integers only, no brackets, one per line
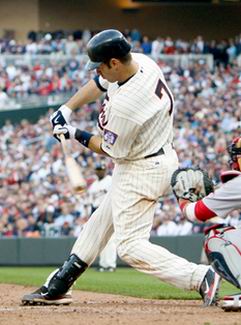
171,137,241,311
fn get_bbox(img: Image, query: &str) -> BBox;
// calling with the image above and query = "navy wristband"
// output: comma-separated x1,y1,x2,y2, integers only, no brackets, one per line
75,129,93,148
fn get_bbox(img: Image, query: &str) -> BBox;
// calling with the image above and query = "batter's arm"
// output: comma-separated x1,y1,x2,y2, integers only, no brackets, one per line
66,79,103,111
50,79,104,130
71,128,109,156
87,135,109,156
53,124,109,156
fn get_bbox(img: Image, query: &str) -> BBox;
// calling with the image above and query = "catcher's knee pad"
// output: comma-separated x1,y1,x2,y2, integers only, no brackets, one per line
204,225,241,289
48,254,88,297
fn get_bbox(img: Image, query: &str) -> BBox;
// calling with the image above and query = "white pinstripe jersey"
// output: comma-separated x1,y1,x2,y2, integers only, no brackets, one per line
96,53,174,161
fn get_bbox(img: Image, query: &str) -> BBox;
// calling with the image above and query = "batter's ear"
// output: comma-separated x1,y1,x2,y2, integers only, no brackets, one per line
109,58,121,69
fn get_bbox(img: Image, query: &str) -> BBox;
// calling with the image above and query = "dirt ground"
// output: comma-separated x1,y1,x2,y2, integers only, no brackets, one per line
0,284,240,325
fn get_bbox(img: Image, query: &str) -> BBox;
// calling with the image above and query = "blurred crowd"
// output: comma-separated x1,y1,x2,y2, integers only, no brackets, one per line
0,30,240,238
1,28,241,63
0,28,241,107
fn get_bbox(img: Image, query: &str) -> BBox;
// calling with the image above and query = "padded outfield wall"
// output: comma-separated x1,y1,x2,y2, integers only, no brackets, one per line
0,235,205,266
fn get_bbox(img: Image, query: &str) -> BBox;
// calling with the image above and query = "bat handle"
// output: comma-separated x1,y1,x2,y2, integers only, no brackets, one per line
59,134,68,156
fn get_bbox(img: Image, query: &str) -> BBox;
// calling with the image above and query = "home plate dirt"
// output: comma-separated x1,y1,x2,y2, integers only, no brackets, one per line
0,284,240,325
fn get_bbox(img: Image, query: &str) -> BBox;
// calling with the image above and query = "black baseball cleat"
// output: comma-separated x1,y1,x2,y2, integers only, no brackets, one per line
199,267,221,306
21,286,73,306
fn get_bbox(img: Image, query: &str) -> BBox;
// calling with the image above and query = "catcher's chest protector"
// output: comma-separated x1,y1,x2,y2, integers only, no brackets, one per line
205,226,241,289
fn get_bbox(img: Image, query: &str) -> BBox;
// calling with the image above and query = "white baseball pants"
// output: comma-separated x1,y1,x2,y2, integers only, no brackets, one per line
72,148,209,290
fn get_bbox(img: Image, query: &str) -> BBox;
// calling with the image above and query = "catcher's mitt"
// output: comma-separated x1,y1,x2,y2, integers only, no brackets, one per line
171,167,214,202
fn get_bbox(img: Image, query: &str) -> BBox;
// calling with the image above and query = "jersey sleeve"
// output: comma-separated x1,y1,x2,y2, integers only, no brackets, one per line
93,75,108,92
184,200,216,222
202,175,241,218
185,175,241,221
101,115,140,159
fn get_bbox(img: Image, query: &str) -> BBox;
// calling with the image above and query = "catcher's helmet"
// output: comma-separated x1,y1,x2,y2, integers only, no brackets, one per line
227,137,241,171
86,29,131,71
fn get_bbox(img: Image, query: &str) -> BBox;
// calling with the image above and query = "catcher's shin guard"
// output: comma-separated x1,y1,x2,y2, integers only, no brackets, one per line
205,225,241,289
48,254,88,298
207,252,240,289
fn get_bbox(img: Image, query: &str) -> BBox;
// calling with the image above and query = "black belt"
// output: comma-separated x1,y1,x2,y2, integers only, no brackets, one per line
144,147,164,159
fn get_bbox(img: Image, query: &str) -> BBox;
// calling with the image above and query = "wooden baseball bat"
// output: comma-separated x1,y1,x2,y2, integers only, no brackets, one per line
59,134,87,193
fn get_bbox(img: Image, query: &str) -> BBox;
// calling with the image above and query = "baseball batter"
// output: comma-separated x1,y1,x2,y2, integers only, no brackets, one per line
22,29,220,306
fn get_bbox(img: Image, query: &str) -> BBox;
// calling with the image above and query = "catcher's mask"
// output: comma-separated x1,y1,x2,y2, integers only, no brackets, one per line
227,137,241,171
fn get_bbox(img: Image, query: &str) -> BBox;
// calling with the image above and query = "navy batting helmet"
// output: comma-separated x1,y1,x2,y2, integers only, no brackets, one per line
86,29,131,71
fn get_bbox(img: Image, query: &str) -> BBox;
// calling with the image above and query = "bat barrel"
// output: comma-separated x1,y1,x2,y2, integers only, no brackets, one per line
58,133,87,193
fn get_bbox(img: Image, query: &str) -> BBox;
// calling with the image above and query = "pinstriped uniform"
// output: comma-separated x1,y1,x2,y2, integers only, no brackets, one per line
72,53,209,290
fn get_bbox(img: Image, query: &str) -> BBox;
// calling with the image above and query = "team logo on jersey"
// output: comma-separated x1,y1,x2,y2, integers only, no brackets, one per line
98,94,109,130
103,129,118,145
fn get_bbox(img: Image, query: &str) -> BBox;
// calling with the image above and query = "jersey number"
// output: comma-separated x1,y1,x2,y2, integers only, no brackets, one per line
155,79,173,115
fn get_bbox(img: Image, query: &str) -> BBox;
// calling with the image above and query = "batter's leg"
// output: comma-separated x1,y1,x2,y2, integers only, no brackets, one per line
111,157,216,297
71,191,114,264
114,196,208,291
22,191,114,305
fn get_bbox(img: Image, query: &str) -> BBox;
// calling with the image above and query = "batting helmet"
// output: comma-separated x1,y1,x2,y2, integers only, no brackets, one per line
227,137,241,171
86,29,131,71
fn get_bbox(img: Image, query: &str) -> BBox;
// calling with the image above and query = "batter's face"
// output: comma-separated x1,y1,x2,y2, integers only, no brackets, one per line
96,59,120,82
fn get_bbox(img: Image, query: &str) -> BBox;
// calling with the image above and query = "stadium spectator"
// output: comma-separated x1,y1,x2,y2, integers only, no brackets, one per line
156,213,178,236
141,36,152,54
176,216,193,236
0,31,240,110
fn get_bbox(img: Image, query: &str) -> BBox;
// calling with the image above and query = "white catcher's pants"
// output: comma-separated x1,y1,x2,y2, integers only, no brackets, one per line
72,147,209,291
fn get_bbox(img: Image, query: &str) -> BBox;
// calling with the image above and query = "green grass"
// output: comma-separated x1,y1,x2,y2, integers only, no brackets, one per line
0,267,239,300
